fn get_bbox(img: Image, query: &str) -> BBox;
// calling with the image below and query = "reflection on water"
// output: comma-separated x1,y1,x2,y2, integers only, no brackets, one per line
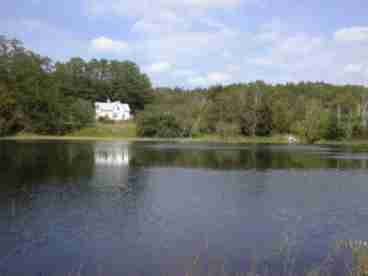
95,145,130,166
93,143,133,188
129,143,368,170
0,141,368,276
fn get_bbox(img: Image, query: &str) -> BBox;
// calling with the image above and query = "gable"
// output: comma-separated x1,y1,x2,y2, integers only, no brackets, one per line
95,102,131,113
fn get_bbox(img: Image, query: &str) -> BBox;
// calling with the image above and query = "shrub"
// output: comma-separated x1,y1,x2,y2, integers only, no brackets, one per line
70,99,96,129
215,121,240,138
137,109,184,138
290,100,328,144
98,116,115,124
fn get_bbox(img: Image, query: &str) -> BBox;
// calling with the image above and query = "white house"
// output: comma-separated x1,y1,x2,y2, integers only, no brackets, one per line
288,135,298,144
95,100,132,121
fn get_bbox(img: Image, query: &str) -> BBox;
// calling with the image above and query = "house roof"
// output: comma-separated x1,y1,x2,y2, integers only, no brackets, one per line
95,101,130,112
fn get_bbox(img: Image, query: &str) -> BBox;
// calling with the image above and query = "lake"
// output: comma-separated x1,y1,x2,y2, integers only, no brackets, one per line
1,141,368,276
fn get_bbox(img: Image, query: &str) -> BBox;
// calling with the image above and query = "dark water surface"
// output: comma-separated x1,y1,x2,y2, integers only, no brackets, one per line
1,141,368,275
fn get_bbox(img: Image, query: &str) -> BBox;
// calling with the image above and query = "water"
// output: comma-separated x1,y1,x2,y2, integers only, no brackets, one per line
0,141,368,275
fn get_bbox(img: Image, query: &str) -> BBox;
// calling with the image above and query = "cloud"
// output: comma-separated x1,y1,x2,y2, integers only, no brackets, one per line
278,35,323,55
1,18,87,61
131,11,190,35
84,0,245,87
343,64,364,74
85,0,244,17
144,61,172,74
207,72,232,83
226,64,241,73
253,17,283,43
172,69,196,77
188,72,232,86
248,34,326,70
187,76,209,86
137,24,239,65
334,26,368,42
183,0,242,9
90,36,129,53
248,57,275,66
7,7,368,88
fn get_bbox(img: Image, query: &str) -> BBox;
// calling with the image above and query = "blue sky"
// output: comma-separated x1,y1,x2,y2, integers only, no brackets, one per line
2,0,368,87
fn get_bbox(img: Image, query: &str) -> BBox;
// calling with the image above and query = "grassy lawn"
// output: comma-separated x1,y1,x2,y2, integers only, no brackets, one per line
2,123,368,148
190,134,289,144
3,121,137,140
68,121,137,138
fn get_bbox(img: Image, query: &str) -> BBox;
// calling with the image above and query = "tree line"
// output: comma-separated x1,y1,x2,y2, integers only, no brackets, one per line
2,35,368,143
0,35,152,136
137,82,368,143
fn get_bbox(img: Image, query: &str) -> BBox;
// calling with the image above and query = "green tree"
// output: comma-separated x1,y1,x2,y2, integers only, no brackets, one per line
0,36,96,136
136,108,184,138
293,100,328,143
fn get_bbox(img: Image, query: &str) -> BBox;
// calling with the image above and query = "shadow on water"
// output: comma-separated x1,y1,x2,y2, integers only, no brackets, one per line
0,141,368,275
127,142,368,170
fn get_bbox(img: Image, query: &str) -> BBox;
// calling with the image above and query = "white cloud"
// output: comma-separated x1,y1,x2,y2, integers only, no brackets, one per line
248,57,275,66
207,72,232,83
335,26,368,42
144,61,172,74
200,17,229,30
85,0,244,17
131,11,190,35
137,25,239,64
343,64,364,74
248,34,326,70
188,72,232,86
90,36,129,53
183,0,242,9
22,19,44,32
188,76,209,86
11,7,368,88
1,18,87,61
226,64,241,73
253,17,283,43
172,69,196,77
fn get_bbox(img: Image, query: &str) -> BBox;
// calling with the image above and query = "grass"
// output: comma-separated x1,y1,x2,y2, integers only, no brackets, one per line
2,121,137,141
191,133,289,144
316,139,368,149
2,122,368,147
69,121,137,138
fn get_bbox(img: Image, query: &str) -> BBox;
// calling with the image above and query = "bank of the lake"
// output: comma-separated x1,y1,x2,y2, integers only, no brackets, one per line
2,121,368,148
3,134,368,149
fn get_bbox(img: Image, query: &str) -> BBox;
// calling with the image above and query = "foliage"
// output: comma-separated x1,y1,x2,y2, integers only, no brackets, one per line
2,35,368,142
291,100,328,143
271,94,295,134
215,122,240,138
70,121,136,138
54,58,153,113
0,35,151,136
69,99,96,129
98,116,116,124
136,108,186,138
137,83,368,141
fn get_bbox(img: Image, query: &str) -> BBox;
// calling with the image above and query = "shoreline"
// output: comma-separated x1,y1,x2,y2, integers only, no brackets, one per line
1,134,368,148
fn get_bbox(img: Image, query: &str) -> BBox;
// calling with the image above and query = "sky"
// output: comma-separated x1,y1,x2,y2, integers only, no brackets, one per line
1,0,368,88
